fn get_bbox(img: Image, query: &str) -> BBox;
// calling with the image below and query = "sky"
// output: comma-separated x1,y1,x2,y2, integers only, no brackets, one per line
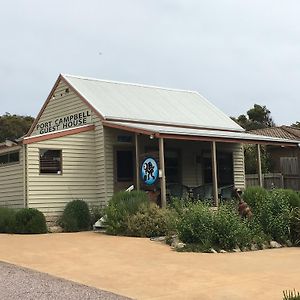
0,0,300,125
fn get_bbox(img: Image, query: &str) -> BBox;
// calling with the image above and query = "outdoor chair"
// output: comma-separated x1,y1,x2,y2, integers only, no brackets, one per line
192,184,213,201
167,183,189,199
220,184,234,200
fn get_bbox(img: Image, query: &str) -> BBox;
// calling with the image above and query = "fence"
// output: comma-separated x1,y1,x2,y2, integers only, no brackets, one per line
245,173,300,191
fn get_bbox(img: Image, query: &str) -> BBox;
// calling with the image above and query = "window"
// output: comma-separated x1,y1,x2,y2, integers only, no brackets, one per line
116,150,133,181
165,150,180,184
40,149,62,174
0,151,20,166
203,152,233,186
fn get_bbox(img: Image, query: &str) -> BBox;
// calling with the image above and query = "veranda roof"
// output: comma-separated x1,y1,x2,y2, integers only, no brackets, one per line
102,120,300,146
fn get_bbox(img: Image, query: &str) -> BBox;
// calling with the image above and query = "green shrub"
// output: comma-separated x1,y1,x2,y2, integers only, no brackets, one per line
60,200,91,232
274,189,300,208
127,204,175,237
243,187,292,243
243,186,269,210
14,208,47,234
283,290,300,300
105,191,148,235
213,205,253,249
177,202,215,246
0,207,16,233
290,208,300,245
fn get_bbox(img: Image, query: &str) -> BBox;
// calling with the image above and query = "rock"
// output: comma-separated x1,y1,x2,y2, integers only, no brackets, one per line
261,243,269,250
241,247,249,252
48,226,63,233
220,250,227,253
209,248,218,254
270,241,282,248
150,236,166,242
175,242,186,249
250,244,258,251
233,247,241,253
286,240,293,247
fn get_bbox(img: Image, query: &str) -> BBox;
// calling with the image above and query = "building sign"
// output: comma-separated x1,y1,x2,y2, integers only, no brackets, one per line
141,157,159,185
36,110,91,134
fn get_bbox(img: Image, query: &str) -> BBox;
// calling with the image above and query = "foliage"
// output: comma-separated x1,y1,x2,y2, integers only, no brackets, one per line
290,208,300,245
14,208,47,234
90,205,104,226
213,205,253,249
0,113,34,142
243,187,292,243
244,144,272,174
127,204,175,237
104,191,149,235
283,290,300,300
177,202,254,250
274,189,300,209
0,207,16,233
231,104,275,131
59,200,91,232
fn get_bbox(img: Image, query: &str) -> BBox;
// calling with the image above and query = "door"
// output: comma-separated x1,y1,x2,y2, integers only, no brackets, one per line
114,148,135,192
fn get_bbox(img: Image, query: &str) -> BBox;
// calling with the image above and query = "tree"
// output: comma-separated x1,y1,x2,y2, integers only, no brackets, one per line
232,104,275,131
0,113,34,143
291,121,300,128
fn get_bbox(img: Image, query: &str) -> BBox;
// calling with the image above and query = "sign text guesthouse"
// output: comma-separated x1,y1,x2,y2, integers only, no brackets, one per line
36,110,91,134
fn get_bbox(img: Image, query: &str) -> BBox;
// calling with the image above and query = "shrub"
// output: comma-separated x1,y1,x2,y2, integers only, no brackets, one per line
0,207,16,233
127,204,175,237
290,208,300,245
14,208,47,234
105,191,148,235
243,186,269,210
213,205,253,249
274,189,300,209
283,290,300,300
60,200,91,232
243,187,292,243
177,202,215,247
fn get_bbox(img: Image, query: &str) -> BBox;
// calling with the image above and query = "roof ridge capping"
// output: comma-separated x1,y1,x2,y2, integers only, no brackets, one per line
61,73,199,94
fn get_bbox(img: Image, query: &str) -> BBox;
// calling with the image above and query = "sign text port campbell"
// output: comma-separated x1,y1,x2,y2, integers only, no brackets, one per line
36,110,91,134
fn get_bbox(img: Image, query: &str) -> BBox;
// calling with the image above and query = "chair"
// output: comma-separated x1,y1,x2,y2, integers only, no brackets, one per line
192,184,213,201
167,183,189,199
220,185,234,200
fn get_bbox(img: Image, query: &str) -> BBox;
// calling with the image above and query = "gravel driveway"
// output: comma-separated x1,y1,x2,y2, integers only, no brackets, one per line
0,261,131,300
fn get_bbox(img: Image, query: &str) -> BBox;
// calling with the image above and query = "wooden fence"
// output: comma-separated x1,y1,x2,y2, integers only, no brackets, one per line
245,173,300,191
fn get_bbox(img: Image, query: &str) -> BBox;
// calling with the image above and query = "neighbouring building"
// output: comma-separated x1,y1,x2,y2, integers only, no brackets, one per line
250,126,300,190
0,74,298,223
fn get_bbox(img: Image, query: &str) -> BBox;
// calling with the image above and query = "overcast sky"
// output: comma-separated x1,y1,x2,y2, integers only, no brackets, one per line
1,0,299,125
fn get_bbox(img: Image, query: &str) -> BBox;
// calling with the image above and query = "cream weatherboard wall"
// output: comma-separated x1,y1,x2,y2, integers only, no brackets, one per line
0,147,24,209
26,130,100,220
26,78,107,220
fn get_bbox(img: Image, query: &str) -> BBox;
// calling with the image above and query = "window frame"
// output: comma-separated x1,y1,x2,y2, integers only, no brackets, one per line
0,151,20,166
39,148,63,175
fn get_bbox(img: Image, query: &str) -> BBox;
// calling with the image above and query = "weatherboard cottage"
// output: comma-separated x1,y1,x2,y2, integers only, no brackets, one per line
0,74,298,223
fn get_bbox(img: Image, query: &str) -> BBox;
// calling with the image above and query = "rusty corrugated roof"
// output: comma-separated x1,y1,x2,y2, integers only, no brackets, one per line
250,126,300,141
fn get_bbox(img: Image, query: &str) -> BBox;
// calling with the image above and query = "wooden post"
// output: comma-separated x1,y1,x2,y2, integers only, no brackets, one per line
211,141,219,207
257,144,263,187
135,133,140,191
159,137,167,208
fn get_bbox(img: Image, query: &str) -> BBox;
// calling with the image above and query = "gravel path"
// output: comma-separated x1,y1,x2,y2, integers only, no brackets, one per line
0,261,132,300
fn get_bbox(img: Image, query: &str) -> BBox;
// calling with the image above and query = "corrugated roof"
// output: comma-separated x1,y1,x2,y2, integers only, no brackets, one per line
250,126,300,141
103,121,299,145
62,74,243,132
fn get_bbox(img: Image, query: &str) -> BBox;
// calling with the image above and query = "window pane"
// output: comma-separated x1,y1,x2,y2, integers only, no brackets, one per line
40,149,62,174
117,150,133,181
9,152,19,163
0,154,9,165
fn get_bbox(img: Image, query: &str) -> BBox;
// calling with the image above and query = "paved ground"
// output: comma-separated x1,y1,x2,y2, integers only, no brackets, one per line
0,261,130,300
0,232,299,300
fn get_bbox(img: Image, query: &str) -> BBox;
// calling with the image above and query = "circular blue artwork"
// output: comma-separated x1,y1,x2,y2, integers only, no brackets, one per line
141,157,159,186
